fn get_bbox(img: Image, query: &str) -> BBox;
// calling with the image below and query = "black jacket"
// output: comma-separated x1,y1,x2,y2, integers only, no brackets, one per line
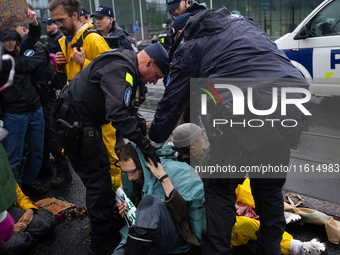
149,7,309,144
100,22,136,52
158,29,171,51
0,27,43,114
45,30,63,54
62,49,145,145
0,49,43,114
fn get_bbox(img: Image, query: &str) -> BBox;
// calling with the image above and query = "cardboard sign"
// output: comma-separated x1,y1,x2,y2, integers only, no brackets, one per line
0,0,33,30
35,197,75,215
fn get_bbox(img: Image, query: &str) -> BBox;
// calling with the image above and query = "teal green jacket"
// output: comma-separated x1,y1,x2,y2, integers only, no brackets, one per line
0,143,17,212
116,144,206,253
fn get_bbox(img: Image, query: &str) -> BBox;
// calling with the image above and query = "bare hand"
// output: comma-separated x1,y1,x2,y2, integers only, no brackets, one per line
117,203,125,218
55,51,67,65
14,222,27,232
27,7,38,26
18,209,34,226
147,158,166,180
71,47,85,67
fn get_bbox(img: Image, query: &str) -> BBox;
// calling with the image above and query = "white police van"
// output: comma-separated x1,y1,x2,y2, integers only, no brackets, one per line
275,0,340,96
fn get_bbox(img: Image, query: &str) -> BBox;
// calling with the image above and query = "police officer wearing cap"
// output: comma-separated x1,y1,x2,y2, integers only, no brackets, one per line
80,6,97,29
91,5,137,52
166,0,206,19
51,43,168,255
43,17,63,54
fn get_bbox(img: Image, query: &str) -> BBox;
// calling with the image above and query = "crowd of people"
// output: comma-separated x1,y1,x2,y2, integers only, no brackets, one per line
0,0,330,255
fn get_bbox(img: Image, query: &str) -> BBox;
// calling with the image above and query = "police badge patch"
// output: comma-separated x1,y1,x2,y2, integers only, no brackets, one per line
24,50,35,57
124,87,132,106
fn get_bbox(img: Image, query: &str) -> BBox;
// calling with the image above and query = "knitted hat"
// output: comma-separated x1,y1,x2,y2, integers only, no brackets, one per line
172,123,202,148
144,43,169,76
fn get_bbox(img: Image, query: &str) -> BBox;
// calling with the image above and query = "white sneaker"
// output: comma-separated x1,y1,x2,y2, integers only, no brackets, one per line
285,211,302,224
301,238,327,255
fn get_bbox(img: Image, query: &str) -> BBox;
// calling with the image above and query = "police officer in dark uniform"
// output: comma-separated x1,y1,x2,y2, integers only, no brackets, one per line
158,18,172,52
43,18,63,54
91,5,137,52
149,8,310,255
51,43,168,255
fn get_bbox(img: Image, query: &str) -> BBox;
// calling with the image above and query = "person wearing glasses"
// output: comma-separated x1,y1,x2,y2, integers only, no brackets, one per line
114,142,204,255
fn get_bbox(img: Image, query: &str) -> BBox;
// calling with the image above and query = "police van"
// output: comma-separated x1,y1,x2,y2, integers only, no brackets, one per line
275,0,340,96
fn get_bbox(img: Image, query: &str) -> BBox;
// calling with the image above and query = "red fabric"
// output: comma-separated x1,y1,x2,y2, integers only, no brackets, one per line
235,202,259,220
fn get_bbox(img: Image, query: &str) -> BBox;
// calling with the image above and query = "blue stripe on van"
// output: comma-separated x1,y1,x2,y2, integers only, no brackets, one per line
283,48,314,78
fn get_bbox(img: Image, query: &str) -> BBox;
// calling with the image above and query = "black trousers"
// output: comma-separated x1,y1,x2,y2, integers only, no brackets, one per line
41,95,70,178
202,146,289,255
67,137,113,236
201,91,302,255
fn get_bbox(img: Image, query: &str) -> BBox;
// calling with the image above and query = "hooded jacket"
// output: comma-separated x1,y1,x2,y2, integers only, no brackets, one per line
150,7,309,144
117,144,205,252
0,28,42,114
57,22,110,81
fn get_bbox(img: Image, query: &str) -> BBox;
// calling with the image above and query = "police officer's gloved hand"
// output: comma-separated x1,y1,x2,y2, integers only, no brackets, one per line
139,138,160,167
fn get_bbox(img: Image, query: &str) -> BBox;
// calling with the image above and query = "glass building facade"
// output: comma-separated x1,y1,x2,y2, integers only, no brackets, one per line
29,0,324,40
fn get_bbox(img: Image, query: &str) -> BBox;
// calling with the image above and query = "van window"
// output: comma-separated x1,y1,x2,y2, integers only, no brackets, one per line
309,0,340,37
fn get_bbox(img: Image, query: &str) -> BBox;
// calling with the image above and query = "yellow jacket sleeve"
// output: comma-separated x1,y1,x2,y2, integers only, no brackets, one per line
14,184,41,213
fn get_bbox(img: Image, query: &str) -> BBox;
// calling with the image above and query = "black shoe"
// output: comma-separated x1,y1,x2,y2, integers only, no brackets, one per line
50,175,72,188
88,232,116,255
21,182,47,194
247,240,274,255
37,165,54,178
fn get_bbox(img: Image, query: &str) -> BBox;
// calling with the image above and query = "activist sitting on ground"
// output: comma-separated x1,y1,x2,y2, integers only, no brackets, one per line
172,123,327,255
113,142,205,255
0,184,55,254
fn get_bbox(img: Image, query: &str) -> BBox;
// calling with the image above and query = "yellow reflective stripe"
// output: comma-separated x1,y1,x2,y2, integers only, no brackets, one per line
126,73,133,87
161,38,164,43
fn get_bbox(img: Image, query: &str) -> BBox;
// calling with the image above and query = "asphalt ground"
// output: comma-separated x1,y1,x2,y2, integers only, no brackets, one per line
23,160,340,255
22,85,340,254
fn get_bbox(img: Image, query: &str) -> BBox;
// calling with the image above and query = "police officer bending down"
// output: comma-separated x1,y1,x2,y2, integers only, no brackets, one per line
51,43,168,255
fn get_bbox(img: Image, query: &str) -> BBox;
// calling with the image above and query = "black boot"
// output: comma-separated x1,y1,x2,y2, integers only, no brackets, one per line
124,226,155,255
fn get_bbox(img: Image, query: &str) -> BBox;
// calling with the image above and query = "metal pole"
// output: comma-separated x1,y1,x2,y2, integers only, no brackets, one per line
94,0,99,9
139,0,144,40
112,0,115,18
89,0,93,14
131,0,136,37
210,0,212,9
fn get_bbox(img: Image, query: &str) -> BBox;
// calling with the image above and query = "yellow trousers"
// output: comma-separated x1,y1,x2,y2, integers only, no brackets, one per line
233,178,292,254
101,123,122,189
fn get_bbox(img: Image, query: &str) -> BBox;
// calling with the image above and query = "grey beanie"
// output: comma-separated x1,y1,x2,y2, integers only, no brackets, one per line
172,123,202,148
